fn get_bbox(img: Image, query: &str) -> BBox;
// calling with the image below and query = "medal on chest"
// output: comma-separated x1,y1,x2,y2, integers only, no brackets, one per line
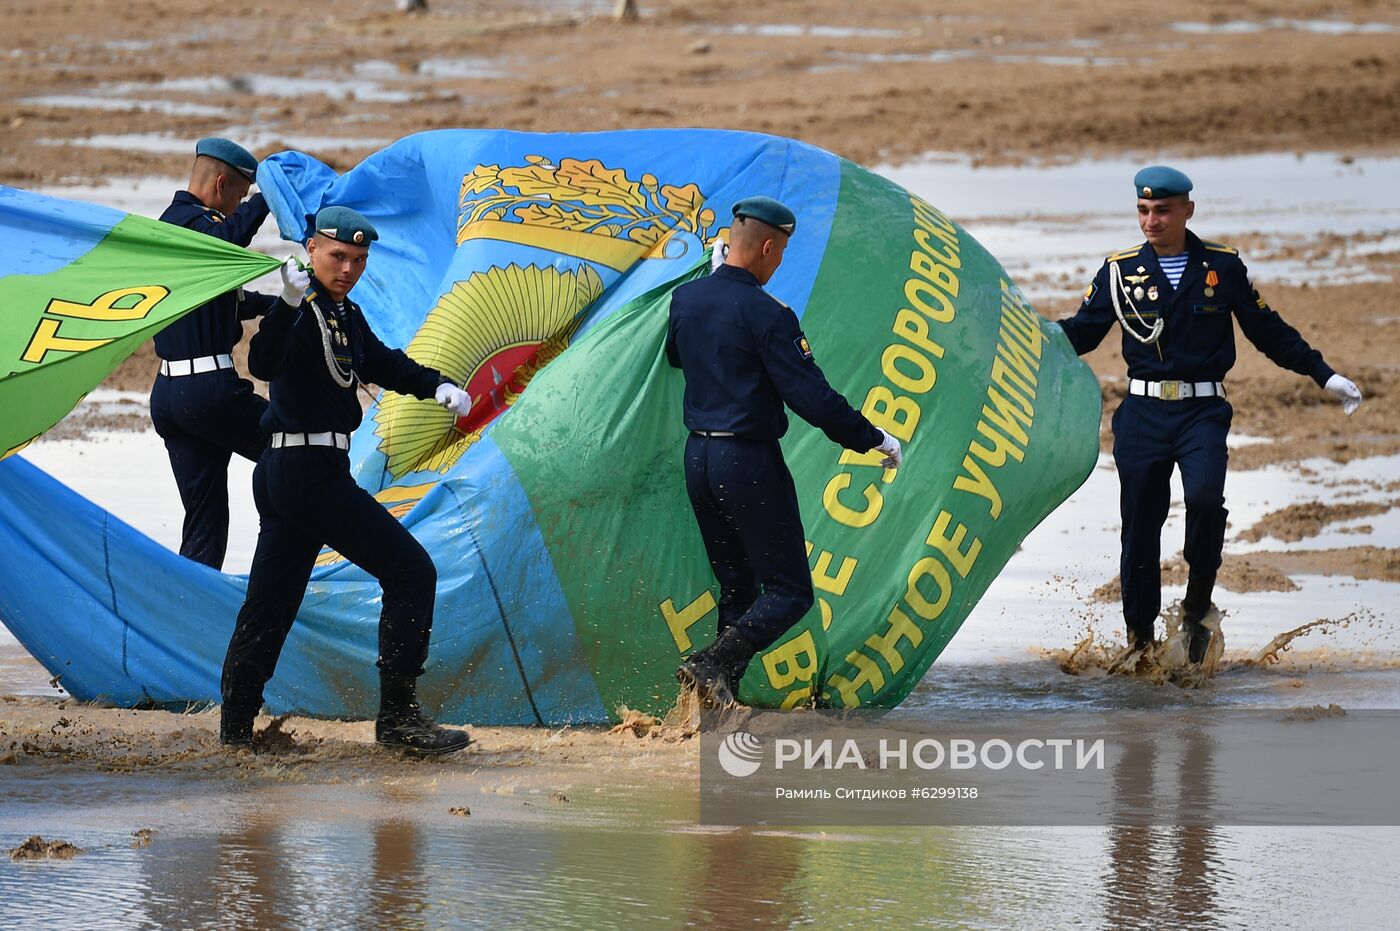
1126,267,1150,302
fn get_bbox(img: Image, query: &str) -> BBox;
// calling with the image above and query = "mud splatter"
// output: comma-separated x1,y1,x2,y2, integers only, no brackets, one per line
609,705,662,737
1241,617,1350,668
9,836,83,860
1281,703,1346,722
1048,604,1225,687
1048,609,1374,687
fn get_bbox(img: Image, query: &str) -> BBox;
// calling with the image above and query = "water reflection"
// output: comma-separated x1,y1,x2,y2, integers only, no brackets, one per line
1,766,1397,929
366,819,428,931
680,828,804,928
1106,724,1220,929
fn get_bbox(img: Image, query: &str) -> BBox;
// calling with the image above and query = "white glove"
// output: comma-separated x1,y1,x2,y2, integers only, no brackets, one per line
874,429,903,470
279,258,310,306
435,382,472,415
1325,373,1362,416
709,239,729,271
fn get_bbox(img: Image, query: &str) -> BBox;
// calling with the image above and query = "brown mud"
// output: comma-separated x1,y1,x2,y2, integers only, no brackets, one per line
1093,541,1400,604
0,693,698,789
8,835,84,860
3,0,1399,186
1237,499,1399,543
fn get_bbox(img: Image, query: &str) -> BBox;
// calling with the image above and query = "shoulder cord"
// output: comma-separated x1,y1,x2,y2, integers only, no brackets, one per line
1108,259,1164,345
309,296,356,389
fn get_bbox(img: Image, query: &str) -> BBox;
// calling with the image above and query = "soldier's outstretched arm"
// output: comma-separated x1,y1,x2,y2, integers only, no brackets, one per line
1231,259,1335,386
1056,262,1117,355
1232,261,1363,414
356,313,445,401
760,305,882,452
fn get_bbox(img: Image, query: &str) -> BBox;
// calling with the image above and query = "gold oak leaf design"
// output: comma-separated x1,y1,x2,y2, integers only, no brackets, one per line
660,183,704,222
554,158,647,210
498,164,584,201
460,164,503,197
516,203,601,232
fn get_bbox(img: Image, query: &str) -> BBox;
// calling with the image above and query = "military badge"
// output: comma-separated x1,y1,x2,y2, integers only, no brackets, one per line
1147,286,1159,301
794,335,814,361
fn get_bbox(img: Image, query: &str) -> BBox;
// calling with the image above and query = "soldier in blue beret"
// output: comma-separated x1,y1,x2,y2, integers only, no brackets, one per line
1058,166,1363,664
219,206,475,754
151,138,278,569
668,197,902,706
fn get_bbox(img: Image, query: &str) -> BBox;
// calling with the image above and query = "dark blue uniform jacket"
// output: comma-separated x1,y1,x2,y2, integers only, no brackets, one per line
1058,230,1334,386
250,278,443,435
154,190,279,359
666,264,881,451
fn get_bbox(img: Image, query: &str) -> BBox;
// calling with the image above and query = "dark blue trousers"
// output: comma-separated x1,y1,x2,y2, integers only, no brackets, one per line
1112,395,1232,638
220,446,437,714
684,434,814,651
150,371,268,569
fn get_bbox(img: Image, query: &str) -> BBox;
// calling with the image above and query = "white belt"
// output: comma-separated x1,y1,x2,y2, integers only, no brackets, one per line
270,431,350,450
1129,378,1225,401
159,354,234,377
692,430,737,437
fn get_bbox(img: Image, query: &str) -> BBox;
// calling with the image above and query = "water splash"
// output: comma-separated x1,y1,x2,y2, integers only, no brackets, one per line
1048,604,1225,687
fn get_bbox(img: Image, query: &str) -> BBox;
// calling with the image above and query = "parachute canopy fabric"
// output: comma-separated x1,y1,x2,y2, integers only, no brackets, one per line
0,130,1100,724
0,186,283,458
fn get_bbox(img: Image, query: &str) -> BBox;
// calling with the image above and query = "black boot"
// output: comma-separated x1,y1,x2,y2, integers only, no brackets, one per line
376,674,473,756
1126,623,1156,652
219,706,255,749
1183,602,1214,664
677,627,756,707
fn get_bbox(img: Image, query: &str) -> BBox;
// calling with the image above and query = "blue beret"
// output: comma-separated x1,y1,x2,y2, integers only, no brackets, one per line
732,196,796,235
1133,165,1193,199
195,137,257,180
313,206,378,246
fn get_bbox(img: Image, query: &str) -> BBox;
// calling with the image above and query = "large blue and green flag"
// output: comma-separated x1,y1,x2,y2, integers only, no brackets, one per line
0,130,1100,723
0,186,281,457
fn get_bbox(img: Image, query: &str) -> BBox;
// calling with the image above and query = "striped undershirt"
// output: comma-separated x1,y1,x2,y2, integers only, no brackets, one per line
1157,252,1189,288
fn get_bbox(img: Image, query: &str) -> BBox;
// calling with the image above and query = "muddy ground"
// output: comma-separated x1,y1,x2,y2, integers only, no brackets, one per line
3,0,1400,184
3,1,1399,751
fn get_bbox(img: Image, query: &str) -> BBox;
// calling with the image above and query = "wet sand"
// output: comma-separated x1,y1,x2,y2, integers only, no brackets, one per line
4,0,1400,185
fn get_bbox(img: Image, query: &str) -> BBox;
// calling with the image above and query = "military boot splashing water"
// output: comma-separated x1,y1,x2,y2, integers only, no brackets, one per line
676,626,756,707
219,706,255,749
1183,602,1215,665
376,674,473,756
